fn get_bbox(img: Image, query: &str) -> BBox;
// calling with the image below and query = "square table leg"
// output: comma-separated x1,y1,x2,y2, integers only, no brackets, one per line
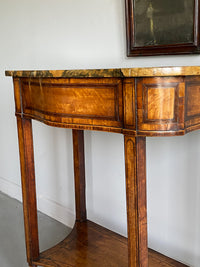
72,129,87,222
17,117,39,267
124,135,148,267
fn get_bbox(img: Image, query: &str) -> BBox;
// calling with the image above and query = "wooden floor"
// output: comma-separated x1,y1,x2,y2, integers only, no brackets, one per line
33,220,188,267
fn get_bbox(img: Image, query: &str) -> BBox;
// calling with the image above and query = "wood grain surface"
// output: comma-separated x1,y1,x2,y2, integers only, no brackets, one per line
16,118,39,265
19,78,123,132
32,220,188,267
124,136,148,267
72,130,87,222
12,73,200,136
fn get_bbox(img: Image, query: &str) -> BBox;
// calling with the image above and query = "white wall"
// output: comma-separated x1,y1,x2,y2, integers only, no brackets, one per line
0,0,200,266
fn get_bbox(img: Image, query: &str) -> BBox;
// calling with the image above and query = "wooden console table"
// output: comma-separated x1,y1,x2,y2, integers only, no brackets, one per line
6,66,200,267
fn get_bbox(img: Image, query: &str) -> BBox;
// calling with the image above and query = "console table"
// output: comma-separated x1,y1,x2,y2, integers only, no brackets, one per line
6,66,200,267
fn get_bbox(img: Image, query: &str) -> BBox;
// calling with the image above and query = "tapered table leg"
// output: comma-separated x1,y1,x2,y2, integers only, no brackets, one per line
124,135,148,267
17,117,39,267
72,129,87,222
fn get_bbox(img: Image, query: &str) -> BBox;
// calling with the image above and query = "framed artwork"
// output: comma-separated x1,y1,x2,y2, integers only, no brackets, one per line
125,0,200,56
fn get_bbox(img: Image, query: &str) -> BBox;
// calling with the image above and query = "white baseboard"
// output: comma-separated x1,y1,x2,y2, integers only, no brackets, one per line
0,176,74,228
0,176,22,202
37,194,75,228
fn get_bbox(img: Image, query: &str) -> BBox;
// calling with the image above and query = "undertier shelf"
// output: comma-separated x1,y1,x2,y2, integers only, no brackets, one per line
33,220,188,267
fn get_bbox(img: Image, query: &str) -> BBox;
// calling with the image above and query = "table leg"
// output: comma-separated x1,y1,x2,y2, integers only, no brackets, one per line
124,135,148,267
72,129,87,222
17,117,39,266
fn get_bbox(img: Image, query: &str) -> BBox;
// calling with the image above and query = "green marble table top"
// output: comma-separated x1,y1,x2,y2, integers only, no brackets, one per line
5,66,200,78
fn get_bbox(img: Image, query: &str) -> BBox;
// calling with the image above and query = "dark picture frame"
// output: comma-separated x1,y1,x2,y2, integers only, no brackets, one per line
125,0,200,56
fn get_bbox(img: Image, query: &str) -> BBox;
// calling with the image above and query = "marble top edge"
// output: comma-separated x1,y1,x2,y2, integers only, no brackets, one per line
5,69,124,78
5,66,200,78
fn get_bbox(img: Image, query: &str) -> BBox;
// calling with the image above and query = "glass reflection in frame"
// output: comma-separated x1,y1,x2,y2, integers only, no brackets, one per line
134,0,194,47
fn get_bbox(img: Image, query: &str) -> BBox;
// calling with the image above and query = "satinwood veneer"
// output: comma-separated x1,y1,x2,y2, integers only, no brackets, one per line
6,66,199,267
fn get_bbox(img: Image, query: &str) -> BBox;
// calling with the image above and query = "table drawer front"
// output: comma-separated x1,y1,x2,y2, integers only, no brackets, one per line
137,77,185,133
20,78,123,129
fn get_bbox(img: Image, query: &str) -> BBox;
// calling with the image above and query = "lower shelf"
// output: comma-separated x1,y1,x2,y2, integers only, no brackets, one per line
33,220,188,267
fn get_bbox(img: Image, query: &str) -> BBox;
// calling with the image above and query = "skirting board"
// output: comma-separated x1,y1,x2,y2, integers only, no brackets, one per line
0,176,75,228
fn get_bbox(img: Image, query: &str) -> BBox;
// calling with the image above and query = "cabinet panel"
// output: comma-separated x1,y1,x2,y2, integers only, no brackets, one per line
185,77,200,132
137,77,185,134
147,87,175,120
20,78,123,131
